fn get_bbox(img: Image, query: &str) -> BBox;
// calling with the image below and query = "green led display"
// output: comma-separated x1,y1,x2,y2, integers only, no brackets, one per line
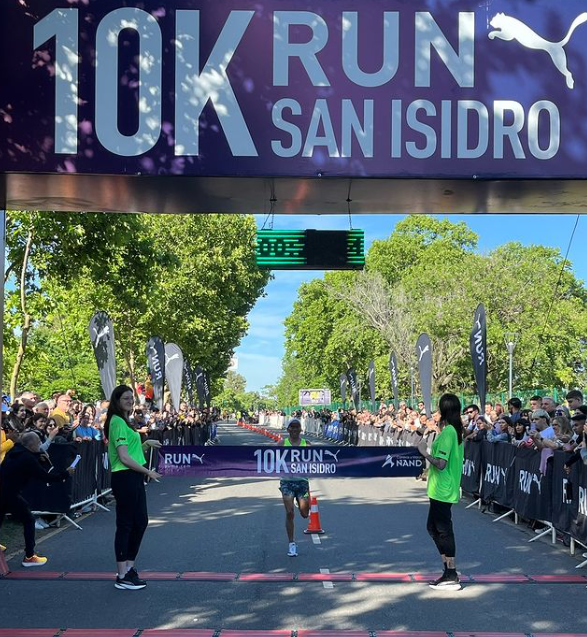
256,229,365,270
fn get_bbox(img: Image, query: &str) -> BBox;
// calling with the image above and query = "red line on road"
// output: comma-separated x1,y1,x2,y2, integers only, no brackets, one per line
0,631,60,637
63,572,114,580
141,630,215,637
220,632,291,636
180,572,237,580
529,575,587,583
4,571,63,579
355,573,413,582
61,631,138,637
238,573,295,581
297,573,353,581
376,633,447,637
452,634,528,637
2,571,587,584
297,632,368,637
2,631,587,637
141,572,181,580
469,574,531,583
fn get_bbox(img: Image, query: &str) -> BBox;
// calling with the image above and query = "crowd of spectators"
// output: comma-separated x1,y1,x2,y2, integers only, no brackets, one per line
0,387,221,528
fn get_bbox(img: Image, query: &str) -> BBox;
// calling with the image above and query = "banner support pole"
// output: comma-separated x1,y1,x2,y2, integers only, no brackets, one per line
0,210,5,409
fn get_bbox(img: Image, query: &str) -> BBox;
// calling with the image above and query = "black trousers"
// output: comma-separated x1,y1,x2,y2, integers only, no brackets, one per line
426,498,456,558
111,470,149,562
0,495,36,557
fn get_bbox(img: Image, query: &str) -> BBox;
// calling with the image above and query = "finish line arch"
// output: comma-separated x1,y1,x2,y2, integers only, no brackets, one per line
1,0,586,216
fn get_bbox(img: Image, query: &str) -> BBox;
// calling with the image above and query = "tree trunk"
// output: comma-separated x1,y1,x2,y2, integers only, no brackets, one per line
10,224,34,398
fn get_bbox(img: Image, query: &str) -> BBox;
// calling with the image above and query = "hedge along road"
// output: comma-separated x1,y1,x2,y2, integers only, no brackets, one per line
1,421,586,634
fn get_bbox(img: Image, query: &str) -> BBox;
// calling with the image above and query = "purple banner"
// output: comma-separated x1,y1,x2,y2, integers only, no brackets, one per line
157,445,424,478
1,1,586,179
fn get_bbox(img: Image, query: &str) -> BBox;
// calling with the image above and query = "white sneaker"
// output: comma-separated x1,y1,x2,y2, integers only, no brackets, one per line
34,521,46,530
287,542,298,557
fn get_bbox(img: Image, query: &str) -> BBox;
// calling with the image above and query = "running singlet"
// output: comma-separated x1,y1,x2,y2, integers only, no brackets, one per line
284,437,307,481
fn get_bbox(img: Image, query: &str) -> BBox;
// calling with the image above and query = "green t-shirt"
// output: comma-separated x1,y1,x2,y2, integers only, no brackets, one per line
427,425,463,504
108,414,146,473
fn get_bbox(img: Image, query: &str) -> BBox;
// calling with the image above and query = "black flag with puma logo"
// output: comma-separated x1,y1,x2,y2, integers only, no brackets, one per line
470,304,488,412
147,336,166,411
88,311,116,399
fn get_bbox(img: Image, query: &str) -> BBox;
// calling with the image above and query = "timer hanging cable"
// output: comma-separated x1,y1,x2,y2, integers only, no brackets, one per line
527,214,580,376
260,185,277,230
346,180,354,230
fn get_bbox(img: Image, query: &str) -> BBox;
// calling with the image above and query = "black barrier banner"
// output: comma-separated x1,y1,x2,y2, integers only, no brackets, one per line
551,451,576,536
340,374,347,405
389,351,399,411
470,304,488,412
461,440,482,494
570,457,587,544
346,368,359,410
157,445,424,478
22,444,76,514
416,334,432,417
165,343,184,411
480,441,515,508
368,359,376,411
194,365,205,410
203,370,211,408
184,360,194,407
147,336,166,411
88,311,116,399
513,447,552,522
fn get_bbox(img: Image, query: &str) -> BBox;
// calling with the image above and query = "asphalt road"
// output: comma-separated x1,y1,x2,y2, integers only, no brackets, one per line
2,421,586,634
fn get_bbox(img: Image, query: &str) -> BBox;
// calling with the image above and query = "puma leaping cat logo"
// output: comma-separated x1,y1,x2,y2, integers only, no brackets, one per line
324,449,340,462
165,353,180,365
193,453,205,464
92,325,110,346
418,344,430,362
488,12,587,89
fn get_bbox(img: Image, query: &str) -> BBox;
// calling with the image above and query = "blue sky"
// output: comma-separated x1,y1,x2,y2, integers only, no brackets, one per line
235,214,585,393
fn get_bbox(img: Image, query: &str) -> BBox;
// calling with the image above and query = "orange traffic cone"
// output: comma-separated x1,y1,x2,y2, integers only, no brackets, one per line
0,545,10,576
304,495,325,534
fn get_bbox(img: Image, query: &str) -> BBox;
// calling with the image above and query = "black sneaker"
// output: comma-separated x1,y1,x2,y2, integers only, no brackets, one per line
428,570,462,591
127,567,147,587
115,571,146,590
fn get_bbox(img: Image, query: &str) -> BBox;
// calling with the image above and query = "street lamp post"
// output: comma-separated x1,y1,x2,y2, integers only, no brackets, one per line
505,332,518,399
410,364,415,408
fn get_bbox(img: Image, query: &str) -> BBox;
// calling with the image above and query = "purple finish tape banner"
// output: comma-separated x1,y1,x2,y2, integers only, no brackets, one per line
157,445,424,477
1,1,587,178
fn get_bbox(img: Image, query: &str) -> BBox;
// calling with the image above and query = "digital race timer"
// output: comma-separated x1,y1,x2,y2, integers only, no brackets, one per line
256,230,365,270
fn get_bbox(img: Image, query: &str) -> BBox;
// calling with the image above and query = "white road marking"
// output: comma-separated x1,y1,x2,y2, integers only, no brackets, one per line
311,534,321,545
320,568,334,589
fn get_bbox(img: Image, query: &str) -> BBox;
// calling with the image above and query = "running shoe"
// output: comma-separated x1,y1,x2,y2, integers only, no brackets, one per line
287,542,298,557
22,554,48,567
115,571,147,590
0,543,6,552
127,567,147,587
428,570,461,591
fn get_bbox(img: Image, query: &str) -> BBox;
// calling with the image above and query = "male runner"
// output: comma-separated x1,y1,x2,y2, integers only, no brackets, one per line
279,418,311,556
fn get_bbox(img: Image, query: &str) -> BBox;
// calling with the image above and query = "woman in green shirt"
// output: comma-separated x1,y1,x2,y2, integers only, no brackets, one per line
105,385,162,591
417,393,464,591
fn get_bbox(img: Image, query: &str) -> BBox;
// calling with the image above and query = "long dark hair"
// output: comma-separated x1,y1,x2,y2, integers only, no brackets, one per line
104,385,133,440
438,393,463,445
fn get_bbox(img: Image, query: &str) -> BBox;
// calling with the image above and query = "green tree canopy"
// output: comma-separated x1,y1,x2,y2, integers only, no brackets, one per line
276,216,587,406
